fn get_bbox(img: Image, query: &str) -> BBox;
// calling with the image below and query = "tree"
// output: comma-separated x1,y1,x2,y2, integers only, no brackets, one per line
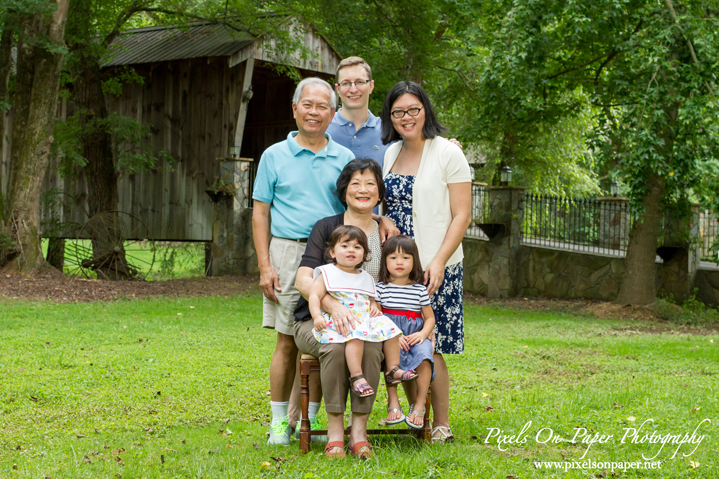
50,0,313,279
446,0,718,304
2,0,70,273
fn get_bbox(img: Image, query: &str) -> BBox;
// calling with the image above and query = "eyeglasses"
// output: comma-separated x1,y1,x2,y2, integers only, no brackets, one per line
338,79,370,90
391,107,423,119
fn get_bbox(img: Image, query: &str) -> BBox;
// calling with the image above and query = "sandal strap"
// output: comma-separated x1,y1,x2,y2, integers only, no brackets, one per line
349,374,366,383
350,440,372,453
385,366,400,379
324,441,345,452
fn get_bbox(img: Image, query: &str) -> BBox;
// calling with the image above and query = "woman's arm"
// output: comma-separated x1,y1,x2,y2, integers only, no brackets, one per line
424,181,472,296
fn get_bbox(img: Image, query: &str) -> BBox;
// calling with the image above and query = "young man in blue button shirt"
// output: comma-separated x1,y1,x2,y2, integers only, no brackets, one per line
327,57,388,174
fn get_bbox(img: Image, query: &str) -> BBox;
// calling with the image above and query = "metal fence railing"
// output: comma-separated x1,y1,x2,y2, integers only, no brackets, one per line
522,194,634,255
466,183,490,239
699,210,718,263
464,190,719,264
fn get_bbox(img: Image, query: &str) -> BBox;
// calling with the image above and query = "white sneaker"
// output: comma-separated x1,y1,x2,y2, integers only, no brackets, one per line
267,416,293,446
294,416,328,443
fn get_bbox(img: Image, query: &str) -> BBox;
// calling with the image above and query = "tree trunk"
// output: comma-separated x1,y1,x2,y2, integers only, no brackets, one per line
46,236,65,270
68,0,132,280
614,172,666,304
0,15,14,198
4,1,70,273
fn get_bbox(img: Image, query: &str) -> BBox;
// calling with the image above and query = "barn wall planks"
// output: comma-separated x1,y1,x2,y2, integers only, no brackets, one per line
33,57,247,242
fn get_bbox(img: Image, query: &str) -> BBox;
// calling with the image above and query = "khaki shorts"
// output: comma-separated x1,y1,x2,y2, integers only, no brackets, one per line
262,237,306,336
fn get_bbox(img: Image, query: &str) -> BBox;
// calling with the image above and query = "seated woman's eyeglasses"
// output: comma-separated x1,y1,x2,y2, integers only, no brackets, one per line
391,107,423,119
338,80,370,89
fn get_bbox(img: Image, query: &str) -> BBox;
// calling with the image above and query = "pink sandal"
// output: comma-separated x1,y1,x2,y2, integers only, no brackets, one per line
349,374,375,397
385,366,417,385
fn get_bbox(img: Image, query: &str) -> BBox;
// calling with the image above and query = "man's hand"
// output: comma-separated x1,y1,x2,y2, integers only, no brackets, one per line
326,301,358,336
259,264,281,302
378,216,400,243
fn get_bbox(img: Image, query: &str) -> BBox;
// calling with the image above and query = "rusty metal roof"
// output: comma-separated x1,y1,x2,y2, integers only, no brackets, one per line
104,23,253,66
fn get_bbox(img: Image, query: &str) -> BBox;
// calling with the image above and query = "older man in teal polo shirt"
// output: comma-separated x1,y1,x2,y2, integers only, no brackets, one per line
252,77,355,446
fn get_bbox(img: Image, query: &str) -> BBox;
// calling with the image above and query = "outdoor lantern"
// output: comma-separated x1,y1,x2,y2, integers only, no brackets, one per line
230,142,240,158
610,180,620,197
500,165,512,186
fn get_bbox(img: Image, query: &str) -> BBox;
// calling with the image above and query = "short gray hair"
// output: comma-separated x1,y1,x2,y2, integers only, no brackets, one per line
292,77,337,110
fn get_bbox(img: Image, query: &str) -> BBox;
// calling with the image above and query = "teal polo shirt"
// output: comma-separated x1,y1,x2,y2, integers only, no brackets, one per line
252,132,354,239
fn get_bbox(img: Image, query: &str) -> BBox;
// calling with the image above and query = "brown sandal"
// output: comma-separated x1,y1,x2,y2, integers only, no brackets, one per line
324,441,345,458
348,440,373,459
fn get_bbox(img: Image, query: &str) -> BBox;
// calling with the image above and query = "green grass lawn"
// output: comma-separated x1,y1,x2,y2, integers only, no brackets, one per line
1,292,717,478
40,239,206,280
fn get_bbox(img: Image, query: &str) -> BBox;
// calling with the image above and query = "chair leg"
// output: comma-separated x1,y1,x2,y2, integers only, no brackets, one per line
422,386,432,442
299,359,312,453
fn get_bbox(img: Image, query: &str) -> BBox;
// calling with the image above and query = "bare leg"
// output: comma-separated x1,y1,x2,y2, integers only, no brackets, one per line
431,352,450,431
326,412,345,454
386,383,402,422
270,332,298,402
349,411,371,455
383,336,401,371
288,353,301,428
346,339,370,389
407,360,431,426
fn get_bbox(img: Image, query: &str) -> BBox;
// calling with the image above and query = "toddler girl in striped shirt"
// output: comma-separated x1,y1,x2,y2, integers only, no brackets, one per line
376,235,436,430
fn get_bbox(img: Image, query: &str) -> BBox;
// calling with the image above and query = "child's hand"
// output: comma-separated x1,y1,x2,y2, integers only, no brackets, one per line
370,303,383,317
405,332,427,347
399,335,410,352
313,316,327,332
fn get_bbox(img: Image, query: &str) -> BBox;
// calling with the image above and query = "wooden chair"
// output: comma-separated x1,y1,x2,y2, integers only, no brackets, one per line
299,353,431,453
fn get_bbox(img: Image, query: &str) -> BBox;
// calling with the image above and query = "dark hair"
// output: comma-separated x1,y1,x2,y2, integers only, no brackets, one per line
335,158,385,208
381,81,446,145
325,225,371,269
378,235,424,284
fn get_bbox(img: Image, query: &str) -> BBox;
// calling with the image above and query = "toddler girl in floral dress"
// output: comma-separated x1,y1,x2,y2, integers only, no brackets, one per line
310,225,417,397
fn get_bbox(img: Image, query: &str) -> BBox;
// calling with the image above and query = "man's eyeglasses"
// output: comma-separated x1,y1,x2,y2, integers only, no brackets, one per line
338,79,370,90
391,107,423,119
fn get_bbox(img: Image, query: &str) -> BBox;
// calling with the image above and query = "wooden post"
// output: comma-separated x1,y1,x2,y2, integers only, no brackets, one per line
233,59,254,153
300,357,312,453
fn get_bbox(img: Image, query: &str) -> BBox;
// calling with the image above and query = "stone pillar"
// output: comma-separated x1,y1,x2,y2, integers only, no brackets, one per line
659,205,700,302
598,197,630,250
211,159,255,276
485,186,526,298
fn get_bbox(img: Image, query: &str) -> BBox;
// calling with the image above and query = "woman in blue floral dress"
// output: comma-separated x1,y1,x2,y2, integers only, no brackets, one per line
380,81,472,442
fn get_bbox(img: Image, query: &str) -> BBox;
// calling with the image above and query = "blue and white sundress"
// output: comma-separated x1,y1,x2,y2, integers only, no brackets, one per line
384,172,465,354
376,282,435,381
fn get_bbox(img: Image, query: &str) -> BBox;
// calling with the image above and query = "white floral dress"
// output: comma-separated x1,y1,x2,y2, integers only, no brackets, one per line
313,264,402,344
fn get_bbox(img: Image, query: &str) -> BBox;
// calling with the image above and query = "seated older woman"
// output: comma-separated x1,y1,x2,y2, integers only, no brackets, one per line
293,158,391,459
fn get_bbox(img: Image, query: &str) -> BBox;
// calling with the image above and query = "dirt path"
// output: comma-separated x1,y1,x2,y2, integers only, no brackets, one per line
1,267,260,302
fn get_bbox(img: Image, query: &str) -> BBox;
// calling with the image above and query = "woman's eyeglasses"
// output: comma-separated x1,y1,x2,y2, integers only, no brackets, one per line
391,107,423,119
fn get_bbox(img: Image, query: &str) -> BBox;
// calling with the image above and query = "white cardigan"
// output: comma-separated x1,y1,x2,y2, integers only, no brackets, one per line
382,137,472,269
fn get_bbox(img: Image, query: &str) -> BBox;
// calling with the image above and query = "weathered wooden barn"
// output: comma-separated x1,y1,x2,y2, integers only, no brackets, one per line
1,22,340,249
